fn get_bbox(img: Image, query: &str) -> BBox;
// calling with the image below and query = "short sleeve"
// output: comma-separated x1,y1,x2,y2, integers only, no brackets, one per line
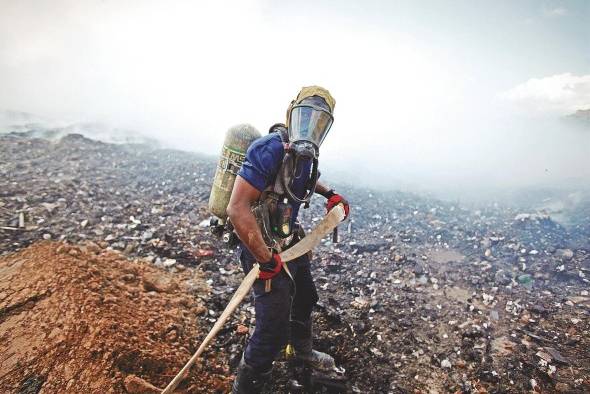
238,136,283,191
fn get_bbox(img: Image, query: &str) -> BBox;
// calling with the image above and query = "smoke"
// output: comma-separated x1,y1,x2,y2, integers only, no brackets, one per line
329,107,590,199
1,0,589,202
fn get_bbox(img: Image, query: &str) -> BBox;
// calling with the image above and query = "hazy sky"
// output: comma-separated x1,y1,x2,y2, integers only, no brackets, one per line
1,0,589,194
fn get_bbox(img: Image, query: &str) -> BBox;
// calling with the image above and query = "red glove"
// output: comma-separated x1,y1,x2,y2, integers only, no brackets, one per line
258,252,283,280
326,194,350,220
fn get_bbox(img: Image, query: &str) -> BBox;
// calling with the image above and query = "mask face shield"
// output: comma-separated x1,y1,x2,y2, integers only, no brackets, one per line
288,104,333,151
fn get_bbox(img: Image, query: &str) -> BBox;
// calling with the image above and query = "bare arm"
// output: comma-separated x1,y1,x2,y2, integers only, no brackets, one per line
227,175,272,263
315,180,333,197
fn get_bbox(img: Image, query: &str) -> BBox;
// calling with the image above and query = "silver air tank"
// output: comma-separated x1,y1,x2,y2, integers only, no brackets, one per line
208,124,261,220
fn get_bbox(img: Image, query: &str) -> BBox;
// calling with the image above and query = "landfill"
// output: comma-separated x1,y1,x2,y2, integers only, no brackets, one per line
1,132,589,393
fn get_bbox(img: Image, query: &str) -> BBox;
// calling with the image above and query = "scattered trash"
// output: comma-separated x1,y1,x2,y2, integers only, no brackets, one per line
1,132,589,393
236,324,249,335
517,274,533,285
195,248,215,258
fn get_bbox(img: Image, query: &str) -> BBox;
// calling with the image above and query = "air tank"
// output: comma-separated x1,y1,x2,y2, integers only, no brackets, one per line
208,124,261,220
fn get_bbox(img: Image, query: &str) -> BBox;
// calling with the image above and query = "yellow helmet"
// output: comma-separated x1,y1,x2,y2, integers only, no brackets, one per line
286,86,335,150
294,85,335,112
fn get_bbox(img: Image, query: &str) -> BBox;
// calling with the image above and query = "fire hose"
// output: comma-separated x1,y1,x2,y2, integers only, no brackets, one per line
161,204,345,393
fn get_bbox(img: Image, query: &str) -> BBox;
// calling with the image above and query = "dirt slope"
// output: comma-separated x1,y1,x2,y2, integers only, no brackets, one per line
0,241,231,393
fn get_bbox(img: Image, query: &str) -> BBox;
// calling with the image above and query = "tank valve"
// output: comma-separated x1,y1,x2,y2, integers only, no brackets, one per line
222,231,239,247
210,217,225,237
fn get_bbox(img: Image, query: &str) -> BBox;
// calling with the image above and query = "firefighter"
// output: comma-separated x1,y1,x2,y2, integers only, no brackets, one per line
227,86,350,393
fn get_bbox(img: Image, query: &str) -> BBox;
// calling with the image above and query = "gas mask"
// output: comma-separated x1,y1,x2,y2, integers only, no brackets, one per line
279,87,335,206
288,98,334,159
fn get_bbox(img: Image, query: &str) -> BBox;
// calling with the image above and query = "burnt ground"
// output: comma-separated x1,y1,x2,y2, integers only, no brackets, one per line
0,132,589,393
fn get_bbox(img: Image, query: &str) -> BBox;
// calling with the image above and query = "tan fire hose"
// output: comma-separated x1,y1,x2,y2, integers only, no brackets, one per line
161,204,345,394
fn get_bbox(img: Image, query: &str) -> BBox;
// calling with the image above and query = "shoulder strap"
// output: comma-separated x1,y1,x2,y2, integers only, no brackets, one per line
257,124,289,201
268,123,289,150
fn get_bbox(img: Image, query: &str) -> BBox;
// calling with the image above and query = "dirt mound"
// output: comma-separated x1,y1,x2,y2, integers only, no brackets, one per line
0,241,231,393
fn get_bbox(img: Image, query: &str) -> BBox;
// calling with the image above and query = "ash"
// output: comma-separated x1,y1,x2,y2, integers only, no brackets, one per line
1,132,589,393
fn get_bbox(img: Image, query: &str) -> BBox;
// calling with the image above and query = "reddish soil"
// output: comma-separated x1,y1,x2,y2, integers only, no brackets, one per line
0,241,231,393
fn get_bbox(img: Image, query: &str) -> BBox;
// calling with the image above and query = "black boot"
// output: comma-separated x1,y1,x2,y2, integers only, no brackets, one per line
232,356,272,394
291,323,336,372
292,338,337,372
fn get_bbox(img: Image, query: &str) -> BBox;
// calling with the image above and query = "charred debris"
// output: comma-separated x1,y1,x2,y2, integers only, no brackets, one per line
1,132,589,393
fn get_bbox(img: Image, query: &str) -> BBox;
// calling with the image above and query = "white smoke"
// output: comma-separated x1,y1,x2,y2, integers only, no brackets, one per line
1,1,589,201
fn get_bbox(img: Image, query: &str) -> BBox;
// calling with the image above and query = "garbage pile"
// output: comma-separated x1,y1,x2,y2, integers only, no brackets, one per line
294,188,590,392
0,133,216,266
1,132,589,393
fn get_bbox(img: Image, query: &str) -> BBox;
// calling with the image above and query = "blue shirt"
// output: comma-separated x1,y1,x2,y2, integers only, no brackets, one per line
238,132,312,227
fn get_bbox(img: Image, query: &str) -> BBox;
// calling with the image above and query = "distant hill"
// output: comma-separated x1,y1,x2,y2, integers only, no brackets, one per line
0,109,160,146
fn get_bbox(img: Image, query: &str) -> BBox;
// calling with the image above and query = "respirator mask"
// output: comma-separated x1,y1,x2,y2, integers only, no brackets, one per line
280,90,335,206
288,98,334,159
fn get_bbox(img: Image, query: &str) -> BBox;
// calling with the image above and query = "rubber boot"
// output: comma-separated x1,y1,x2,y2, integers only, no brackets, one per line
291,321,336,372
231,356,272,394
292,336,336,372
296,348,337,372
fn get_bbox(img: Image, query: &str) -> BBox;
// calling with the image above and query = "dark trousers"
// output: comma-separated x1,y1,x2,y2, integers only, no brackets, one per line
239,246,318,373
